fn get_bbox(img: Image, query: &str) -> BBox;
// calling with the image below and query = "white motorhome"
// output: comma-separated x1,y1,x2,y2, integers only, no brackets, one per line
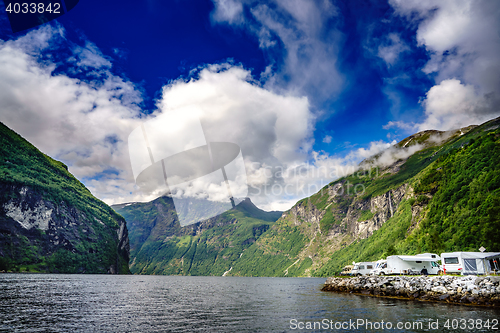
369,259,387,275
372,253,441,275
351,262,376,276
441,252,500,275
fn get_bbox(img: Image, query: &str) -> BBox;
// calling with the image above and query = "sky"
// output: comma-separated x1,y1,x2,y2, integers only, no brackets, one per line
0,0,499,211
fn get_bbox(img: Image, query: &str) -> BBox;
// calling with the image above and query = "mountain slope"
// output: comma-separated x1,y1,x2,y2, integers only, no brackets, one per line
0,122,130,274
112,197,282,275
223,117,500,277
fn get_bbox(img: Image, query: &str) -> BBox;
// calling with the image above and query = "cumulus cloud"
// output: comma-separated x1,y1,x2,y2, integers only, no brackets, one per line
157,65,313,164
153,64,402,211
389,0,500,130
0,26,145,204
154,64,317,209
211,0,343,104
417,79,500,131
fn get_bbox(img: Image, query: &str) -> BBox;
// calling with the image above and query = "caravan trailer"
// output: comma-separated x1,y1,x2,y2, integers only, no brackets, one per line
351,262,375,276
372,253,441,275
441,252,500,275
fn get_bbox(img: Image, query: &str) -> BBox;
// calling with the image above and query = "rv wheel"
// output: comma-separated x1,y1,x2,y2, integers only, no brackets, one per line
379,272,385,276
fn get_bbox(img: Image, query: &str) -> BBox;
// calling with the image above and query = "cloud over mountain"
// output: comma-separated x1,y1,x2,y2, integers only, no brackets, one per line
389,0,500,131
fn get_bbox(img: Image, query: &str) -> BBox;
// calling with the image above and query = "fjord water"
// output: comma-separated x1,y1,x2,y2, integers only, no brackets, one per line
0,274,498,332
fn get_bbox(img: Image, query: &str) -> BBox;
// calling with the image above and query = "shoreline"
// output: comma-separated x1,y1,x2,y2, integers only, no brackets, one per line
321,275,500,307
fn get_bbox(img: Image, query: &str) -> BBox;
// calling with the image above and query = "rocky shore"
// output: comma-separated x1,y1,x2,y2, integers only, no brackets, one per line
322,275,500,306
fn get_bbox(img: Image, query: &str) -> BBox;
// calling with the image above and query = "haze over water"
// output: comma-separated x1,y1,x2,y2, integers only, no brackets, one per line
0,274,498,332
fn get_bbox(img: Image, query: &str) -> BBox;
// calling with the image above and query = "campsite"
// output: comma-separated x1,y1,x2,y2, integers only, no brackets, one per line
346,252,500,276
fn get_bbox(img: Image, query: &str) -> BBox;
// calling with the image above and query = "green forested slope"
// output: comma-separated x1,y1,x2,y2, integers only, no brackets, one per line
315,118,500,276
113,197,281,275
229,117,500,277
0,122,129,273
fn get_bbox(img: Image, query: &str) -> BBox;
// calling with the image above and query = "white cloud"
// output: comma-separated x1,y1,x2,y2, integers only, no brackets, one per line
72,41,112,69
322,135,332,144
417,79,499,131
154,64,402,211
377,33,409,66
211,0,244,24
157,65,313,164
351,140,397,161
365,142,423,169
389,0,500,130
0,26,145,204
154,65,318,210
383,120,416,131
211,0,344,104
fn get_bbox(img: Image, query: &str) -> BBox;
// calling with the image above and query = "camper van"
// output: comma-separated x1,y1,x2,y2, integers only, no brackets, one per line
369,259,387,275
372,253,441,275
340,265,354,276
441,252,500,275
351,262,375,276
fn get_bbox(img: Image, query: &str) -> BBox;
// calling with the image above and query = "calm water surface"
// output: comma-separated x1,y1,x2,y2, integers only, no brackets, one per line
0,274,499,332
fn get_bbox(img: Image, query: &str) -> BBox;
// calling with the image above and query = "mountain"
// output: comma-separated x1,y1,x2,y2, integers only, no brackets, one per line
112,197,282,275
113,116,499,277
225,116,500,277
0,122,130,274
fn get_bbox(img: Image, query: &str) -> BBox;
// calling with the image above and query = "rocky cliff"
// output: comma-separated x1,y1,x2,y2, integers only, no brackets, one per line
0,122,130,274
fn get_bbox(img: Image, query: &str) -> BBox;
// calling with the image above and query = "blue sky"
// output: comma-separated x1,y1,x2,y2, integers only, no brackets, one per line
1,0,499,210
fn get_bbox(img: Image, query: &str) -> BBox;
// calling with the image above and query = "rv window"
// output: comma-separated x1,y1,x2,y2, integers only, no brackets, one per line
416,261,422,263
359,265,365,270
431,262,439,267
444,257,459,264
367,265,373,269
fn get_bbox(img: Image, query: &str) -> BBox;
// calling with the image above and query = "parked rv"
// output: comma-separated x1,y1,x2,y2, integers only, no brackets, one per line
371,253,441,275
369,259,387,275
441,252,500,275
340,265,353,276
351,262,375,276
